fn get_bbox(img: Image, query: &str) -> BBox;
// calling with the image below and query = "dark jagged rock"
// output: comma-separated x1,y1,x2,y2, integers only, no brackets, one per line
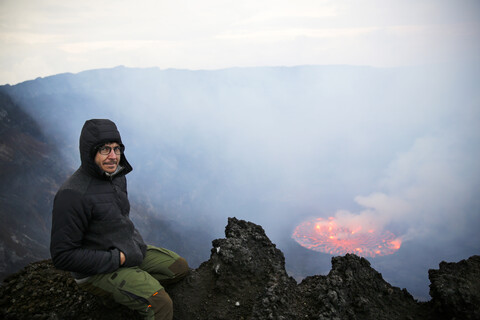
169,217,300,320
0,260,141,320
429,255,480,320
1,218,479,319
297,254,430,320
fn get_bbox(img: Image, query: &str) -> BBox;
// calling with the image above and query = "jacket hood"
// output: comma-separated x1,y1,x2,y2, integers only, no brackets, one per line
79,119,132,178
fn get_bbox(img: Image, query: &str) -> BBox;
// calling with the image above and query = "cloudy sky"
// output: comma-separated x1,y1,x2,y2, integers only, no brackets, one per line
1,0,479,85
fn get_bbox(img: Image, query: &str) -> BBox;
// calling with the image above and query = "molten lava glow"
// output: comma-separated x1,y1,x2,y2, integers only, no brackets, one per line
292,217,402,257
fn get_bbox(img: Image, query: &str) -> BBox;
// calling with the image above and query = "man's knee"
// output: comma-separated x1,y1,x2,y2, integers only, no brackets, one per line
168,257,189,281
148,289,173,320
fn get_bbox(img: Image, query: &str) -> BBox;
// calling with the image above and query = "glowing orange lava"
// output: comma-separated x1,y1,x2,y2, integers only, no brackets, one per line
292,217,402,257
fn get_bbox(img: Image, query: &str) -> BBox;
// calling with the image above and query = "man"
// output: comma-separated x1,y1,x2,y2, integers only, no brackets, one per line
50,119,188,320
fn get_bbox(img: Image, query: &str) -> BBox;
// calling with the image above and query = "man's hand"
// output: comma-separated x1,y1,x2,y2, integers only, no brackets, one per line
120,251,126,266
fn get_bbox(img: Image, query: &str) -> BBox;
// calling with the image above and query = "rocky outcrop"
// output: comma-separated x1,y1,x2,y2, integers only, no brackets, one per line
168,218,300,320
0,260,141,320
297,254,429,320
1,218,479,319
429,255,480,320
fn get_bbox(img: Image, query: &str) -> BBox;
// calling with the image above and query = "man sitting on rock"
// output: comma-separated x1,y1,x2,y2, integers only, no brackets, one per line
50,119,189,320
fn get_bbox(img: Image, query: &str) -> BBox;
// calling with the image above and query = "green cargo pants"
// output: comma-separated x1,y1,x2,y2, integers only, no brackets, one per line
78,245,189,320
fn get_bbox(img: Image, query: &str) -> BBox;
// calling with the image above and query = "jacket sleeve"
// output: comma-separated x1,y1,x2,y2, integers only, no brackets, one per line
50,188,120,275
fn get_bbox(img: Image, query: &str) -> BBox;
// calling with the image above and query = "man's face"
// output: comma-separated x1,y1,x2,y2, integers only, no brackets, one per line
94,142,121,173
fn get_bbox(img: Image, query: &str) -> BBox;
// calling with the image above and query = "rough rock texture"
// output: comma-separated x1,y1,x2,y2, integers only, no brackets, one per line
168,217,300,320
429,255,480,320
1,217,479,319
297,254,431,320
0,260,141,320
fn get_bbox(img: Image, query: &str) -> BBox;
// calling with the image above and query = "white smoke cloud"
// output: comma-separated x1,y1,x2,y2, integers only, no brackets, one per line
333,130,480,244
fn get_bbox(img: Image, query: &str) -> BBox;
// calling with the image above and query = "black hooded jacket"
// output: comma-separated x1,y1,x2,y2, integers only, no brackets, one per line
50,119,147,278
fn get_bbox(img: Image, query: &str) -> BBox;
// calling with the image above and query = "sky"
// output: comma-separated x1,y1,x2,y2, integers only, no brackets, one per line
1,0,480,85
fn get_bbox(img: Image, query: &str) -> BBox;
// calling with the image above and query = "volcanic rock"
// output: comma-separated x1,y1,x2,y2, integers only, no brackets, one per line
1,217,479,319
0,260,141,320
297,254,429,320
429,255,480,320
168,217,300,320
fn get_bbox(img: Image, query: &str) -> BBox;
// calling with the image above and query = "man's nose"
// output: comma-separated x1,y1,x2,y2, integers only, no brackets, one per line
107,149,118,158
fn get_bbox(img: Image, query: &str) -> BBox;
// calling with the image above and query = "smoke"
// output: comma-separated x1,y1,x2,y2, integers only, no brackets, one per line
7,63,480,299
302,94,480,299
331,129,480,242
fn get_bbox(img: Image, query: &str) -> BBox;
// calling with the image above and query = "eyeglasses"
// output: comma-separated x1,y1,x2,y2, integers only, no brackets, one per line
97,145,124,155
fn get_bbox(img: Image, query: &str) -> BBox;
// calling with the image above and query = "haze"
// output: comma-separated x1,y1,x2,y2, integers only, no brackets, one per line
1,0,479,85
1,0,479,301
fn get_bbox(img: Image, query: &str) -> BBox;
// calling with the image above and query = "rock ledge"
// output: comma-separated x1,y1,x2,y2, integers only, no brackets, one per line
1,218,479,320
